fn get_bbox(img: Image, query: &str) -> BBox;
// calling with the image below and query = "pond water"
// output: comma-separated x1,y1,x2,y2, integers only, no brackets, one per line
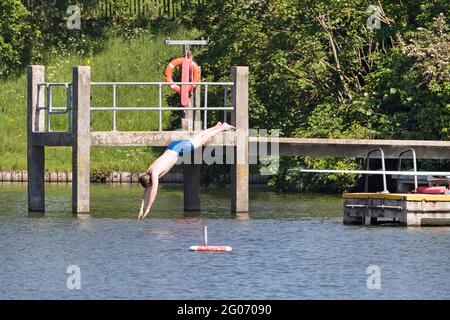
0,183,449,299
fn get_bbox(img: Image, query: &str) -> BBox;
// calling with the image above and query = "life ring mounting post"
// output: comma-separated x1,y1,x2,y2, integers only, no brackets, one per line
164,38,209,107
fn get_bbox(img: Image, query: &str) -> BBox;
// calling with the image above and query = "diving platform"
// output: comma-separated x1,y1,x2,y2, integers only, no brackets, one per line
343,193,450,226
26,64,450,218
27,65,249,214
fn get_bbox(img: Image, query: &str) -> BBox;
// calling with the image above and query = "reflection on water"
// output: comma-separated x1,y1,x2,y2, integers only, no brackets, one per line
0,182,449,299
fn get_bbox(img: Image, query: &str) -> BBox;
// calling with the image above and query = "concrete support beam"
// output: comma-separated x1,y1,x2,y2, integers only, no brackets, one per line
91,131,235,147
252,137,450,159
231,66,249,213
27,65,46,212
183,94,201,211
90,133,450,159
31,132,72,146
72,66,91,214
183,162,201,211
27,145,45,212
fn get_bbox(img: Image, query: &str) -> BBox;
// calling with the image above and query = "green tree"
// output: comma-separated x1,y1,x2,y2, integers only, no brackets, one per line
0,0,39,78
186,0,449,192
366,14,450,140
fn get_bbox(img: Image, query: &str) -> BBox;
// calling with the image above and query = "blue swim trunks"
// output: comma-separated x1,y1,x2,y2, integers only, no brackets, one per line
167,139,195,156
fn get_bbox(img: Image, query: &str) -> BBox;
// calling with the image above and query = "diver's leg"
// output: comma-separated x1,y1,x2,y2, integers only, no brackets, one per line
190,125,225,149
197,122,222,137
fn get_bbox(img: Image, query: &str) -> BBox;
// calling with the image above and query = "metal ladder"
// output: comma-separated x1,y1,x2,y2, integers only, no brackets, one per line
364,147,418,193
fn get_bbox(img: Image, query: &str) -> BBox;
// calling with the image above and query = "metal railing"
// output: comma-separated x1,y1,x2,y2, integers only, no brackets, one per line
365,148,388,193
289,147,450,193
37,83,73,132
36,81,234,132
289,169,450,176
398,148,418,191
90,81,234,131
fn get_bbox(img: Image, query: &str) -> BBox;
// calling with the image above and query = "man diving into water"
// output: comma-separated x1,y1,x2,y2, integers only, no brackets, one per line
137,122,235,220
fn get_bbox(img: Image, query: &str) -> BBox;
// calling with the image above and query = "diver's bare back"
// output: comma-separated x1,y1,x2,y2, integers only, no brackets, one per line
148,149,179,178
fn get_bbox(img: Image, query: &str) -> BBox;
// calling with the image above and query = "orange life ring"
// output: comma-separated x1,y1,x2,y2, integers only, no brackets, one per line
164,57,201,94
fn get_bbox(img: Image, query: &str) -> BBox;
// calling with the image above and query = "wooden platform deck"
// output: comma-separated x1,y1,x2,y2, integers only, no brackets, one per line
343,193,450,201
343,192,450,226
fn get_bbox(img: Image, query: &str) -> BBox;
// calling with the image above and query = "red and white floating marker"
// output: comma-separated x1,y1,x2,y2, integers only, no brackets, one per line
189,245,232,252
188,226,232,252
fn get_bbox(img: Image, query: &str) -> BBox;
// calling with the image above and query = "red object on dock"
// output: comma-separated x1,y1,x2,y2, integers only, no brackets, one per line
189,245,232,252
164,54,200,107
180,54,191,107
416,186,448,194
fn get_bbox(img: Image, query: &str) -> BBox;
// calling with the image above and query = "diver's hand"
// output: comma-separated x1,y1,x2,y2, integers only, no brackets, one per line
142,208,151,220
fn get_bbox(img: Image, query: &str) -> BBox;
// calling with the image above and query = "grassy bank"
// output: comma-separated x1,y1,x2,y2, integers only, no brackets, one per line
0,27,198,173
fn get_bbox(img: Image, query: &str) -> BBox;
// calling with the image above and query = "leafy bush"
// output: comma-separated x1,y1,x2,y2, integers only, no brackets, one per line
186,0,449,192
0,0,39,78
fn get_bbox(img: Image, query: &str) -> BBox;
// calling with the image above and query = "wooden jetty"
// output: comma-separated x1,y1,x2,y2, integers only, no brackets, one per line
343,193,450,226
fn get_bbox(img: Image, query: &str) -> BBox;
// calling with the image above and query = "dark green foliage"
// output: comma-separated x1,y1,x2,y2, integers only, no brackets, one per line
186,0,450,192
0,0,39,78
201,163,231,189
2,1,176,76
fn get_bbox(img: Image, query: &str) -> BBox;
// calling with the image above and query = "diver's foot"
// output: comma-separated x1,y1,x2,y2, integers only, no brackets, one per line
221,122,235,131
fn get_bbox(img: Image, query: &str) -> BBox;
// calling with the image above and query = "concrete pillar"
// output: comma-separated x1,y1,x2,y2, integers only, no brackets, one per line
183,162,201,211
72,66,91,214
27,65,46,212
406,213,421,226
363,215,378,225
194,82,202,131
231,66,249,213
181,93,194,131
183,93,201,211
